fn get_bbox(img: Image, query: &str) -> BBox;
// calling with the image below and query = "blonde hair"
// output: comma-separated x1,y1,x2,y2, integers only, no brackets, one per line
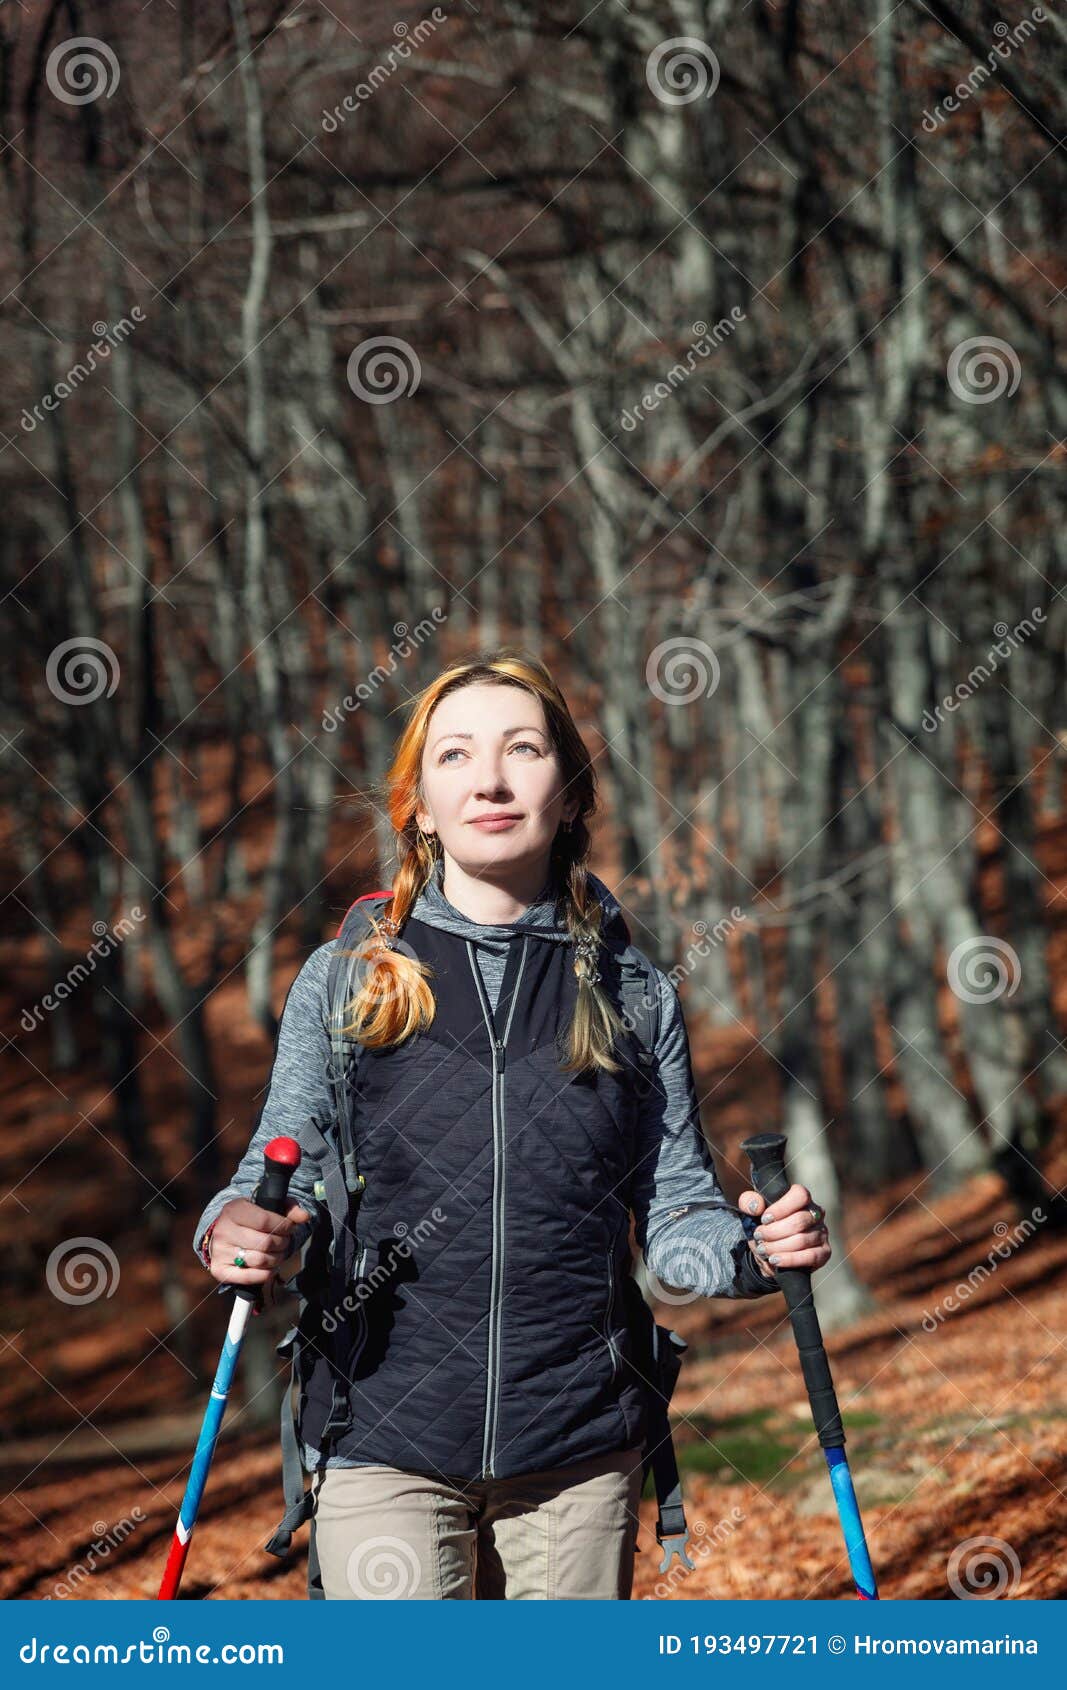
339,648,626,1075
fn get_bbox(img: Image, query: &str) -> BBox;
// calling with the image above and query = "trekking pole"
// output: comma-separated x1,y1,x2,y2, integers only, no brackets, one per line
741,1132,879,1601
158,1135,302,1599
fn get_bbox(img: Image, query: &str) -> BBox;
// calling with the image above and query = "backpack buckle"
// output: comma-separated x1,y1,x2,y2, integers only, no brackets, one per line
656,1531,696,1574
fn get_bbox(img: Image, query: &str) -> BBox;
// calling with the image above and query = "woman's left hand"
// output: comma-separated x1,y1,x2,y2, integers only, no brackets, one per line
738,1182,832,1279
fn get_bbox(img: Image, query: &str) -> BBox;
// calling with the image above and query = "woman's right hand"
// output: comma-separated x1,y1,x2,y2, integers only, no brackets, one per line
206,1196,312,1287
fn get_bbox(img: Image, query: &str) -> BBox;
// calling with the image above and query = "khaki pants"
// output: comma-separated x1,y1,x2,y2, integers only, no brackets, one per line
310,1444,644,1600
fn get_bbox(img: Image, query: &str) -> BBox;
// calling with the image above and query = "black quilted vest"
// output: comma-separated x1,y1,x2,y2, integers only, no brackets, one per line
297,913,649,1480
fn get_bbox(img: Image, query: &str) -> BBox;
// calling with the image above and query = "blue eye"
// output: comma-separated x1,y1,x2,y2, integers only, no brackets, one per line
439,742,540,763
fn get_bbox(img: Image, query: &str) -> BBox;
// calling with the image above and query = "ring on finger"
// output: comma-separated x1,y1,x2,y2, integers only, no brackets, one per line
234,1253,247,1268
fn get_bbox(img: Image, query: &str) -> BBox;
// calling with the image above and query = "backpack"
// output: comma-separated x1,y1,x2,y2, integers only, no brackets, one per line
265,890,694,1595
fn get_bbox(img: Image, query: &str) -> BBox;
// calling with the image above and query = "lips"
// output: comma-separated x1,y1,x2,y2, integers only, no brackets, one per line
470,814,522,825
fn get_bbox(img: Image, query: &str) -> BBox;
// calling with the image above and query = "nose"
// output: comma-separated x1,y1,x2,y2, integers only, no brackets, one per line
471,754,513,800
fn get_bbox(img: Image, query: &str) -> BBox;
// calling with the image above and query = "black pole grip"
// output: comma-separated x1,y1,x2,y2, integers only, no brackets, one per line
234,1136,302,1308
741,1132,845,1450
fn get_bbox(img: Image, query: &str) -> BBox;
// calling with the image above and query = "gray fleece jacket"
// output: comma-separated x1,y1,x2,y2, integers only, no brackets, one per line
193,864,782,1313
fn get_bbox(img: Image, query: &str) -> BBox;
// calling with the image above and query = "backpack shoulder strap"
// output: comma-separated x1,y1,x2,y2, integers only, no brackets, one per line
616,943,662,1071
327,889,393,1179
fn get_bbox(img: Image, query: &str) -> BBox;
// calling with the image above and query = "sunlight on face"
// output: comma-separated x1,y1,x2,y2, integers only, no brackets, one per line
416,683,577,880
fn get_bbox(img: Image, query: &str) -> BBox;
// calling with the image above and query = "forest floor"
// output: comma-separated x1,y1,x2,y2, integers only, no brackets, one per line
2,1109,1064,1602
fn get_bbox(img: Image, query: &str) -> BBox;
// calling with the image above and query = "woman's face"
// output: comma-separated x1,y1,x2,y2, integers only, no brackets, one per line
416,683,578,880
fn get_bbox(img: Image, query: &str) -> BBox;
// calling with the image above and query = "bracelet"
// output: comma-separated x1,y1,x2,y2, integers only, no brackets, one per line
199,1218,219,1267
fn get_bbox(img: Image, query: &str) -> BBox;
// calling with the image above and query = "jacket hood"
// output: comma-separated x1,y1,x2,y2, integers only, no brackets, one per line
409,854,631,950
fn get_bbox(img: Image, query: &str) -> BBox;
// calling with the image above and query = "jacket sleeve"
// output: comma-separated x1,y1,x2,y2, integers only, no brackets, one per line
629,966,781,1300
191,941,338,1270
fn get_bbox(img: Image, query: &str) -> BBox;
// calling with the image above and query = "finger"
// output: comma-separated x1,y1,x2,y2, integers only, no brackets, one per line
738,1188,765,1218
241,1207,296,1237
757,1182,814,1223
285,1203,312,1225
761,1245,832,1271
747,1241,779,1277
215,1227,291,1257
755,1222,828,1249
210,1264,274,1286
213,1246,277,1272
755,1191,823,1234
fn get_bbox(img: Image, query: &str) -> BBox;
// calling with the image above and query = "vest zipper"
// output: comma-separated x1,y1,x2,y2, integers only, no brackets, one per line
466,935,529,1480
604,1245,622,1382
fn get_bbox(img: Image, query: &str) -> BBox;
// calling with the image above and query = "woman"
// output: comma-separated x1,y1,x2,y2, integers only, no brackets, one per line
195,650,832,1600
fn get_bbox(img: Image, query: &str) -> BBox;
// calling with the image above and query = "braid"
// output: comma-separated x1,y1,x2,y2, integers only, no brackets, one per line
558,859,626,1076
338,835,438,1048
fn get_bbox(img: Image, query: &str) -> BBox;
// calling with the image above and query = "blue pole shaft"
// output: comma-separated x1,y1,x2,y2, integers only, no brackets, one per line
824,1445,879,1599
158,1296,253,1595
